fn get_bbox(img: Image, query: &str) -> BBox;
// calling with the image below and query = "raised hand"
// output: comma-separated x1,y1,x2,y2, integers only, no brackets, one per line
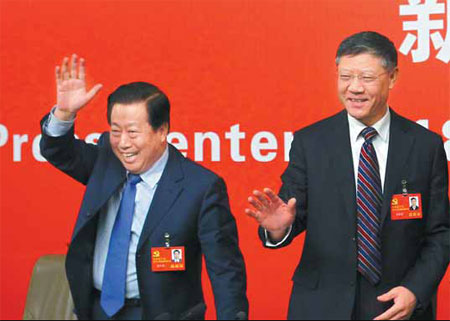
245,188,297,242
55,54,103,121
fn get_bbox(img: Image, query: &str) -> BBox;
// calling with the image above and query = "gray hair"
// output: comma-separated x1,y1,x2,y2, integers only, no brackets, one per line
336,31,398,72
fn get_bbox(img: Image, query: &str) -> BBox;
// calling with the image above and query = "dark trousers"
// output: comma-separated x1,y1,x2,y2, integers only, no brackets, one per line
352,274,394,320
352,274,435,320
92,292,143,320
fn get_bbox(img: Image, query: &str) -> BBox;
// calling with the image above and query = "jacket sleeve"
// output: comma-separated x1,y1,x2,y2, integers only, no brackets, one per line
198,177,249,320
39,113,100,185
259,131,309,249
401,137,450,308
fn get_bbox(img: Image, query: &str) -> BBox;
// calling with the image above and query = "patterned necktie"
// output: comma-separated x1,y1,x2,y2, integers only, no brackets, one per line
357,127,382,285
101,174,142,317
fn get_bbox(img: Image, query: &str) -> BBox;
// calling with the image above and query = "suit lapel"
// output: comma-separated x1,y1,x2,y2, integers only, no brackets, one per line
380,110,415,226
84,148,127,216
324,110,415,228
324,111,357,225
137,146,185,252
97,152,127,212
73,141,126,238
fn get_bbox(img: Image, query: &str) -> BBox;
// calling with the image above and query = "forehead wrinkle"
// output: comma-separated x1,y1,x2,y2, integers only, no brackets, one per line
111,102,149,124
110,120,142,128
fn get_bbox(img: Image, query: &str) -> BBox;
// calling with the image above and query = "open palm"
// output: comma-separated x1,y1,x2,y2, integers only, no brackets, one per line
55,55,102,117
246,188,297,233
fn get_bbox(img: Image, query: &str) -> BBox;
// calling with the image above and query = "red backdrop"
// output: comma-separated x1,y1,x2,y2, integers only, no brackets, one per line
1,0,449,319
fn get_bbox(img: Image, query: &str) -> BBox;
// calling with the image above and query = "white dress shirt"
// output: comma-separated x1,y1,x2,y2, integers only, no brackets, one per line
266,108,391,247
348,108,390,193
44,109,169,298
93,148,168,298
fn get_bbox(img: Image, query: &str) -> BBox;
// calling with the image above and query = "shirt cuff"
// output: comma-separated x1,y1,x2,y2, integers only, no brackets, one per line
265,226,293,247
43,106,75,137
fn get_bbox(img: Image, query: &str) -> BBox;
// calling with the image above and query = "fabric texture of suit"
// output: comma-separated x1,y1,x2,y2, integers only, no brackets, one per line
40,115,249,320
259,109,449,320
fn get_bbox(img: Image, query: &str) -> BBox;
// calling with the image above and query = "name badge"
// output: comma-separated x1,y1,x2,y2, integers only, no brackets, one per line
391,193,423,220
151,247,186,272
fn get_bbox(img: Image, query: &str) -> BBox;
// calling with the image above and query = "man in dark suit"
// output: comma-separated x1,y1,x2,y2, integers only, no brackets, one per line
40,55,248,320
172,250,183,263
246,31,449,320
410,198,420,211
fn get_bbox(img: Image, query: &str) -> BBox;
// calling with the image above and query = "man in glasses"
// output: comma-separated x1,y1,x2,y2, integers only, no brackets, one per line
247,31,449,320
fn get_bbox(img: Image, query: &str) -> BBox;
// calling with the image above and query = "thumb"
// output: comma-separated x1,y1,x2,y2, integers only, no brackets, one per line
86,84,103,101
377,288,397,302
287,198,297,215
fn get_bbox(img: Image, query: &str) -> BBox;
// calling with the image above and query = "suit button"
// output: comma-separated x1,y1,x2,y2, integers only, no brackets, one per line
352,237,356,242
350,281,355,287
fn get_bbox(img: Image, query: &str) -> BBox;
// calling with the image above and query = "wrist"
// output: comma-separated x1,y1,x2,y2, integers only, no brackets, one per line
54,107,76,122
267,227,290,242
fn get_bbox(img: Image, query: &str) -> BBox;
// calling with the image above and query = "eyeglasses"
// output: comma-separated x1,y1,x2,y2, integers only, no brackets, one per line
337,71,389,85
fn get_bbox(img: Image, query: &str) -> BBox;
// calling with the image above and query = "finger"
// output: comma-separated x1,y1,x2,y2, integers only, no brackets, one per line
377,289,397,302
264,188,281,204
70,54,77,79
79,58,86,81
85,84,103,102
55,66,62,87
390,311,408,320
248,196,263,211
374,305,402,320
61,57,69,80
245,208,265,224
245,208,260,221
253,190,270,207
376,310,405,321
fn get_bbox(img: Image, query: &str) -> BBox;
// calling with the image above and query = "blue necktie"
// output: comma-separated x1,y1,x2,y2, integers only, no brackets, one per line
101,174,142,317
357,127,383,285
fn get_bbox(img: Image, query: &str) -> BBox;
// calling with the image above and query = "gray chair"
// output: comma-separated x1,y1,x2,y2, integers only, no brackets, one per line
23,255,76,320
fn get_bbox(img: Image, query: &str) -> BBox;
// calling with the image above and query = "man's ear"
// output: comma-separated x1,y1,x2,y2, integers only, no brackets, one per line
389,67,399,90
159,123,169,142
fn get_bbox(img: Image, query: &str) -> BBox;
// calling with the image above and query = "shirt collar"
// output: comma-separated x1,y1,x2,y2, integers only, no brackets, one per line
348,107,391,143
128,145,169,189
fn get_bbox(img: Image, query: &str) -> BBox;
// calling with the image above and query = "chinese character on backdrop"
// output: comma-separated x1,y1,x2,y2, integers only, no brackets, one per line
399,0,450,63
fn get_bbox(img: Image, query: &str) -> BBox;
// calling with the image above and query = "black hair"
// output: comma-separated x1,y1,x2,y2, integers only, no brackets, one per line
336,31,398,71
107,82,170,131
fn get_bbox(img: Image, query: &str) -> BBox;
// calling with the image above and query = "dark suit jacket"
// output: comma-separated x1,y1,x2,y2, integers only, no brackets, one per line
40,115,249,320
259,110,449,320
